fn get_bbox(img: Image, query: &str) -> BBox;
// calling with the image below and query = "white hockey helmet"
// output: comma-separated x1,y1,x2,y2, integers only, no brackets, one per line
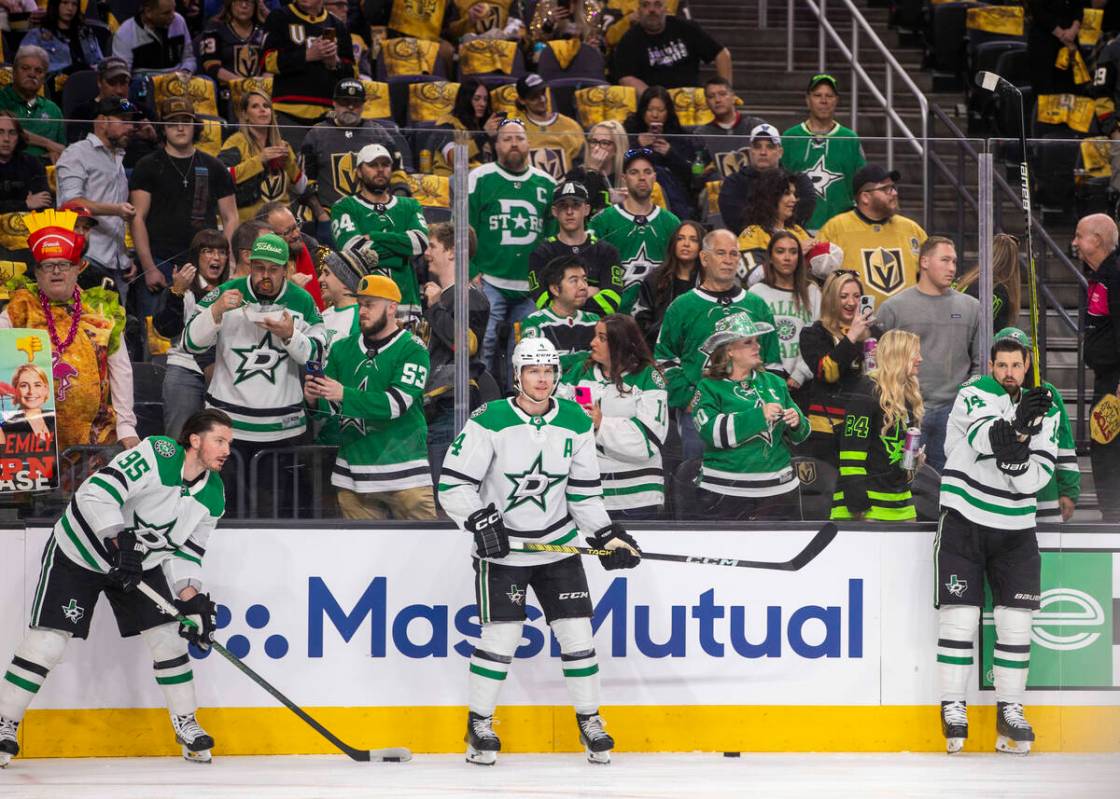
512,337,561,395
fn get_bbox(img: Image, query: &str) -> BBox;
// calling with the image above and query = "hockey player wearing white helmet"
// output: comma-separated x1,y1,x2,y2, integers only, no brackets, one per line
439,337,641,766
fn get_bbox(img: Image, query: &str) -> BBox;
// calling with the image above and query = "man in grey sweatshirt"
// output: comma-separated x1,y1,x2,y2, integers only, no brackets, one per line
877,236,980,472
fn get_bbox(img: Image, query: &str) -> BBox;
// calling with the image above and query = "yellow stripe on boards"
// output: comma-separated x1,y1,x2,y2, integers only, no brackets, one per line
17,705,1120,757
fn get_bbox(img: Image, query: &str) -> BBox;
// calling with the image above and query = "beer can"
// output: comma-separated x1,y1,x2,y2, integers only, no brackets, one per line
900,427,922,470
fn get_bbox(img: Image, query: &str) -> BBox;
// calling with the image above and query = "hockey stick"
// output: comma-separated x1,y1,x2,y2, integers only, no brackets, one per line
136,582,412,763
976,71,1042,386
514,522,838,571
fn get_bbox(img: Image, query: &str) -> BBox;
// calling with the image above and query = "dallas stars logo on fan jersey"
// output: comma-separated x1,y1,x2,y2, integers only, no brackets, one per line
334,376,370,435
731,383,776,446
232,331,290,385
621,241,657,286
504,452,565,512
805,153,843,199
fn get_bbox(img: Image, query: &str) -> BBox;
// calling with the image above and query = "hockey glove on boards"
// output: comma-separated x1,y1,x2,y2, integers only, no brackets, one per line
106,530,144,592
587,524,641,570
1013,387,1051,437
174,593,217,649
990,419,1031,476
466,503,509,559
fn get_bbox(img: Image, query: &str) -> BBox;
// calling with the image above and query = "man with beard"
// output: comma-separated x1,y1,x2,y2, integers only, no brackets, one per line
588,148,679,314
0,409,234,768
818,164,928,309
300,78,413,227
185,233,326,516
469,119,556,385
258,200,326,310
330,143,429,321
56,98,140,301
68,58,161,168
516,74,585,180
305,274,436,520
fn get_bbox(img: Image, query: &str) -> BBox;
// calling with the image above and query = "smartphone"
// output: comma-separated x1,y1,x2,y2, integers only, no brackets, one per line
574,386,592,407
322,28,336,43
648,121,663,134
307,360,325,378
859,295,875,319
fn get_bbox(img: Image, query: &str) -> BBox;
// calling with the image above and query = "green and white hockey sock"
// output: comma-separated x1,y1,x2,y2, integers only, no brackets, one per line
993,606,1032,704
468,622,520,717
552,618,600,715
0,629,68,721
937,606,979,702
142,625,196,716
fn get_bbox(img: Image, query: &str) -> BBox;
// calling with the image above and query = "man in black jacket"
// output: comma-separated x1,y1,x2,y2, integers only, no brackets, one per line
717,124,815,233
1075,212,1120,521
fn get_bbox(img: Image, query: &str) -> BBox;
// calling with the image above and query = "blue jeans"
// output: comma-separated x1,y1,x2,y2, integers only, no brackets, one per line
921,403,953,474
480,280,536,391
162,364,206,440
677,410,704,463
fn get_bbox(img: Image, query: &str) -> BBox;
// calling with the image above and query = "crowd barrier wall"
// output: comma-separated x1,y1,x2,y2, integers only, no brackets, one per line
2,524,1117,757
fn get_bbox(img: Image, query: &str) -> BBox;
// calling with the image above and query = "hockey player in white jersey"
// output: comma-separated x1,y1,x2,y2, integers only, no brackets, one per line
0,410,232,767
439,338,641,766
935,328,1058,755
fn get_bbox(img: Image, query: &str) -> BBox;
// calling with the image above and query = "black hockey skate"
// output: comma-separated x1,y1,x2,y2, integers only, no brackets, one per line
171,713,214,763
576,712,614,764
465,711,500,766
0,715,18,767
940,700,967,754
995,702,1034,755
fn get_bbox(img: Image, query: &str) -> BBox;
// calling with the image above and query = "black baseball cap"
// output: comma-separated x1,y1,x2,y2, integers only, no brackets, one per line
807,73,839,92
552,180,590,205
516,73,547,100
334,78,366,101
94,97,140,119
852,164,901,193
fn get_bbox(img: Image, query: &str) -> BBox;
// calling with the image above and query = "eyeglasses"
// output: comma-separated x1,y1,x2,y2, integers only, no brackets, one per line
36,262,77,273
277,222,300,238
587,138,614,148
864,183,897,194
199,247,228,257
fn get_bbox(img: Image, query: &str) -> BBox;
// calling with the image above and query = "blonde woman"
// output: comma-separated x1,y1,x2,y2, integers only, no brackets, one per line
2,363,54,448
217,90,308,221
954,233,1021,332
831,329,924,521
692,313,809,520
798,270,882,461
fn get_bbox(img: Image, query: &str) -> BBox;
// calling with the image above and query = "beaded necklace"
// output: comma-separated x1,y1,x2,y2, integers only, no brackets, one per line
38,286,82,376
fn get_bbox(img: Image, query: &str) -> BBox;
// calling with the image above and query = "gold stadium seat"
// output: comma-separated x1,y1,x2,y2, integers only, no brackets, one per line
407,81,459,124
405,174,451,208
360,80,392,120
196,116,226,157
458,39,522,84
380,37,441,77
574,85,636,127
669,87,713,127
229,77,273,111
152,73,219,118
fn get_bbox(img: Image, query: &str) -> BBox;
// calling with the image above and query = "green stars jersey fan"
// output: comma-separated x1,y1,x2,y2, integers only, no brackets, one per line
52,436,223,589
438,397,612,567
330,194,429,319
654,287,781,408
468,162,556,298
317,328,432,494
557,354,669,511
780,121,866,230
185,277,326,442
588,204,681,313
692,371,809,497
940,375,1060,530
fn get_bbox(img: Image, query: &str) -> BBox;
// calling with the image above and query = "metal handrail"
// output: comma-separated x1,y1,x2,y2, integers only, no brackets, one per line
786,0,930,229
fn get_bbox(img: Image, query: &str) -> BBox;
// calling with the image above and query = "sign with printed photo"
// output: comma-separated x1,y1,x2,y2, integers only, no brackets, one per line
981,550,1118,690
0,329,58,492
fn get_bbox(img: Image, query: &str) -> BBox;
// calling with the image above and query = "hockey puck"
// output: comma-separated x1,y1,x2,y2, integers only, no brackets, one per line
723,752,741,758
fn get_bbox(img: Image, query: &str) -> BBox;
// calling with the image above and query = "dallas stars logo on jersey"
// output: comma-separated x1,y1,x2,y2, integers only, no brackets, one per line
129,510,177,552
504,452,565,512
232,331,290,385
805,153,843,199
620,241,657,287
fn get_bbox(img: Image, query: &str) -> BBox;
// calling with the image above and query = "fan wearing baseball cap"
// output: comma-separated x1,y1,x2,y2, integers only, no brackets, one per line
304,272,437,521
515,74,586,180
0,210,137,451
779,73,866,230
329,142,430,322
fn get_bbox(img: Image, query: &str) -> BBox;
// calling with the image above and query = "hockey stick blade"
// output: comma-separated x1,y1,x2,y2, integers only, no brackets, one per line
516,522,838,571
136,583,412,763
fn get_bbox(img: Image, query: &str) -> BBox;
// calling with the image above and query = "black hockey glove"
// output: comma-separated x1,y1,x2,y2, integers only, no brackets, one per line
174,592,217,650
842,477,871,516
1013,386,1051,437
587,523,641,570
466,503,509,559
106,530,144,592
990,419,1031,476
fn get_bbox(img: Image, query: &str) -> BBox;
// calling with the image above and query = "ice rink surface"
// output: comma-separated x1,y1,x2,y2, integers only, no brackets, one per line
2,753,1118,799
